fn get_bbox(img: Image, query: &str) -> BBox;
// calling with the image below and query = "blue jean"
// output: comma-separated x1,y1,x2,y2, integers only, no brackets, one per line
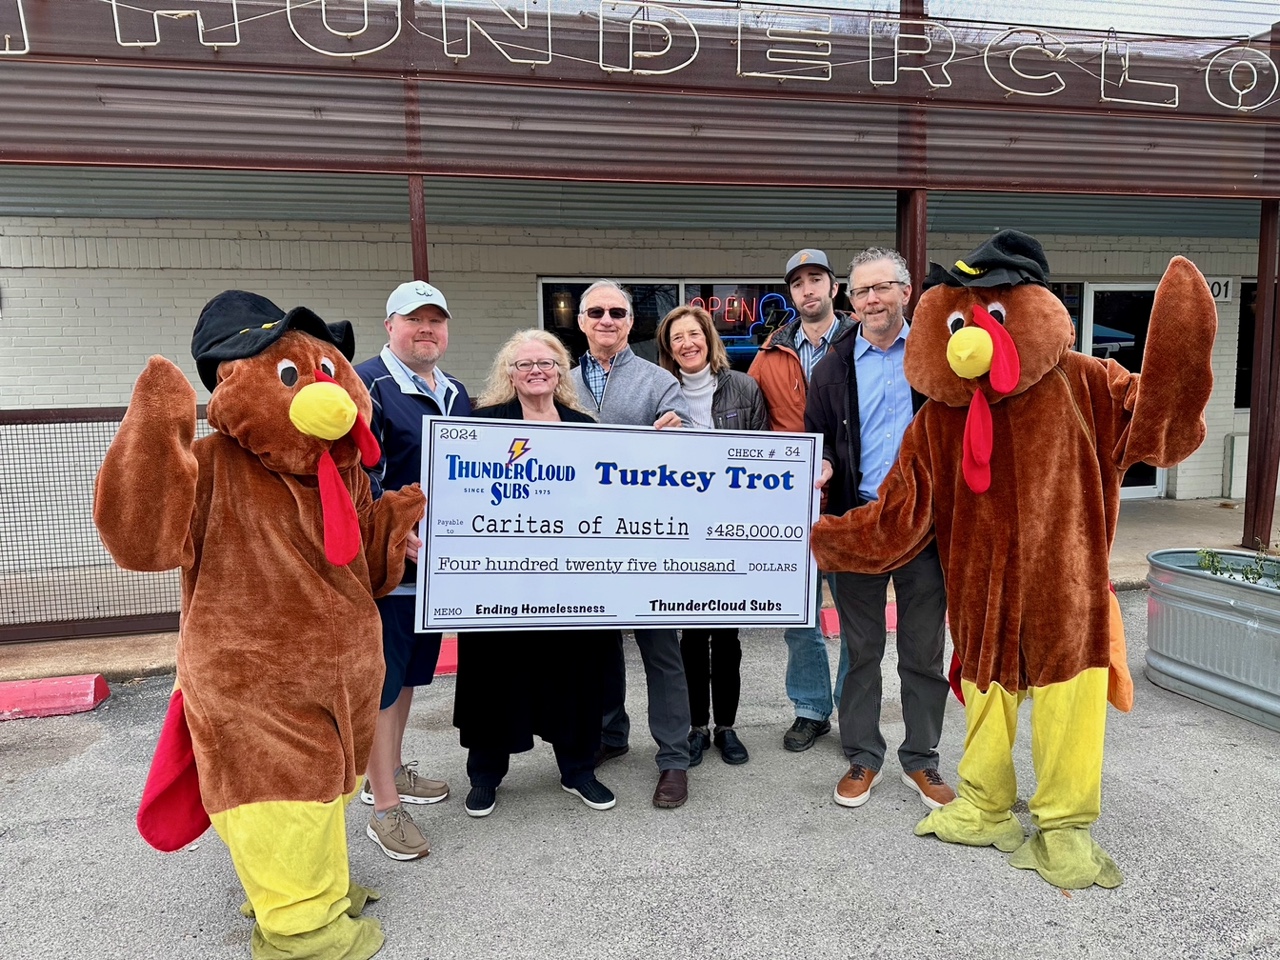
783,574,848,722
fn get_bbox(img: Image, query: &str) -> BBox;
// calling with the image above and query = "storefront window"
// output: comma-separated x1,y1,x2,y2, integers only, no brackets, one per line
540,281,680,363
1236,281,1257,409
684,282,792,371
1050,281,1083,350
541,277,851,372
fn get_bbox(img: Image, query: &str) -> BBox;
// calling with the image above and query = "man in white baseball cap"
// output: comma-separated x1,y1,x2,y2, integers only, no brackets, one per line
385,279,451,321
354,279,471,861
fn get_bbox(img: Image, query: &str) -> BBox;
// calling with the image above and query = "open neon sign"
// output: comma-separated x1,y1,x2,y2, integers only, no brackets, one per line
690,293,795,338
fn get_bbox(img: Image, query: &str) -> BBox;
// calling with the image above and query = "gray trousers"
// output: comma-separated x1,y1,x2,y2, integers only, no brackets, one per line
601,629,692,771
833,541,949,773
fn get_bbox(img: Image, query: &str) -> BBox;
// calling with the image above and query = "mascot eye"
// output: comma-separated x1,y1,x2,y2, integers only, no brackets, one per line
277,359,299,387
319,358,336,377
948,313,966,335
986,302,1007,324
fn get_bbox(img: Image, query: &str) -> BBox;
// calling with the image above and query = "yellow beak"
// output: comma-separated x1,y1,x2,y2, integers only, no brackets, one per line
289,381,357,441
947,326,995,380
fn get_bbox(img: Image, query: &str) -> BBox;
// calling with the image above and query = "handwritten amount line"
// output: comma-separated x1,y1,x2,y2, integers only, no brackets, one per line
432,571,748,575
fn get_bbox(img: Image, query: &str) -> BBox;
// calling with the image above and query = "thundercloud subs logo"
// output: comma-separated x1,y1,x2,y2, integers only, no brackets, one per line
444,439,577,505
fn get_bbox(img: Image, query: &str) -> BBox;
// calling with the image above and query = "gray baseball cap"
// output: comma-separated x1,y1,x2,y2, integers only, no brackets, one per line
784,248,835,284
386,280,450,319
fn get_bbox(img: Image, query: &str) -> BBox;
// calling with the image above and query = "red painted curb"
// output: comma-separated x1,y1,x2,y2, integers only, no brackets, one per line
0,674,110,721
821,603,897,638
434,634,458,677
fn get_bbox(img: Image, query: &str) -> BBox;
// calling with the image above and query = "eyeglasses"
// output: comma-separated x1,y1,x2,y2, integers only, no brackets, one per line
511,358,559,372
851,281,903,302
584,306,630,320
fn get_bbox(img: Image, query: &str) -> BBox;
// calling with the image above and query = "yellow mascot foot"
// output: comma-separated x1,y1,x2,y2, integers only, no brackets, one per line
914,796,1024,852
1009,827,1124,889
250,914,384,960
344,882,381,917
240,882,380,921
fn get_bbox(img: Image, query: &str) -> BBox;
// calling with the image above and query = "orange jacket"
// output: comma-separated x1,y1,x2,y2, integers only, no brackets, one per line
748,314,855,433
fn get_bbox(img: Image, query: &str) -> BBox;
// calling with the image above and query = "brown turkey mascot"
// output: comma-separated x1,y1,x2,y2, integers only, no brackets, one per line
810,231,1216,889
94,291,426,958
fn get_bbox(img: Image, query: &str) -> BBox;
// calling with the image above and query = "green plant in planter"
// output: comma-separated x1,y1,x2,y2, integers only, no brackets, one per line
1196,541,1280,588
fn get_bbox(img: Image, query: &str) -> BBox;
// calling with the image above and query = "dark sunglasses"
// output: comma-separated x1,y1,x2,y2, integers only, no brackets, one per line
585,306,629,320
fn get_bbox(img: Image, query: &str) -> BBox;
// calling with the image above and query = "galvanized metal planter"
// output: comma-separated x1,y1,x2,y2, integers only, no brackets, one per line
1146,549,1280,733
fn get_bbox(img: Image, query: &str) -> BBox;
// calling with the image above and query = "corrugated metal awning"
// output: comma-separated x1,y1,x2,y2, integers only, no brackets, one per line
0,165,1260,236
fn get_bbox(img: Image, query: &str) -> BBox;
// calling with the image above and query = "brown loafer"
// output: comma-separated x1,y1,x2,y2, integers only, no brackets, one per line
652,769,688,809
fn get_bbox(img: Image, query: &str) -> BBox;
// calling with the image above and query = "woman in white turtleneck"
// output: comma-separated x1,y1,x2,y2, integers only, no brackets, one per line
655,305,770,767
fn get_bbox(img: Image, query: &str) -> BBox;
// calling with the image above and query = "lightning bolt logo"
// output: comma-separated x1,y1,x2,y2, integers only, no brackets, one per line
507,439,531,464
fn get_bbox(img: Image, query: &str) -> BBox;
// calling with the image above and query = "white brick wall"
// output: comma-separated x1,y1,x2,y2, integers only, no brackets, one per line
0,217,1260,500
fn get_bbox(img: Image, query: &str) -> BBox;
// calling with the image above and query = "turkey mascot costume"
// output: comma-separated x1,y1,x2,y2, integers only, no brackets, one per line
94,291,425,959
810,231,1216,889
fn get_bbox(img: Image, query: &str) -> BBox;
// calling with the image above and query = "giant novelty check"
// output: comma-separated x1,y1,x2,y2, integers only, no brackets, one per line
415,417,822,632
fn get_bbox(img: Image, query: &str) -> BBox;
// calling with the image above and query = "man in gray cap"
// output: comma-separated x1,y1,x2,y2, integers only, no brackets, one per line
355,280,472,860
748,249,853,753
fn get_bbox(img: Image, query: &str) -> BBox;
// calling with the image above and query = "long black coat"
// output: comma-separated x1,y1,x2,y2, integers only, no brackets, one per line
452,398,612,755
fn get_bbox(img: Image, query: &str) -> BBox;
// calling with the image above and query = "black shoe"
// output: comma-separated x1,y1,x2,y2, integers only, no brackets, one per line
687,728,711,767
562,777,617,811
783,717,831,752
714,728,750,765
593,743,629,768
464,785,496,818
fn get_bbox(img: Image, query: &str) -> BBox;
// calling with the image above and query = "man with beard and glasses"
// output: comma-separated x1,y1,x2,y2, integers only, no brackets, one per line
805,247,951,811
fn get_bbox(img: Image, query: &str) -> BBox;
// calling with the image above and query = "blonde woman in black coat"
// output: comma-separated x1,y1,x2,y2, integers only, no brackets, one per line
453,330,616,817
656,305,770,765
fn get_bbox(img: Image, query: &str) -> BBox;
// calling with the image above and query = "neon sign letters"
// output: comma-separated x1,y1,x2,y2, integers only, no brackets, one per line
5,1,1277,114
691,293,795,337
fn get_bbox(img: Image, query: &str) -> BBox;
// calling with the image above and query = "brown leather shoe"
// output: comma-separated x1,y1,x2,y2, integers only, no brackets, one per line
652,769,688,809
901,768,956,809
833,764,882,808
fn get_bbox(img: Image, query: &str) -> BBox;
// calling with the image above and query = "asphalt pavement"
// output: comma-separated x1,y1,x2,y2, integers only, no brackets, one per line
2,589,1278,960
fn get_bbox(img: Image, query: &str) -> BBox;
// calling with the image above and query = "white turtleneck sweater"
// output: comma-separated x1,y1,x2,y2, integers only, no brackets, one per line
680,364,716,429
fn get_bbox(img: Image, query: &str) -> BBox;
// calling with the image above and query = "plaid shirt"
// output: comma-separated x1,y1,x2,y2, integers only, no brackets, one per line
580,350,612,407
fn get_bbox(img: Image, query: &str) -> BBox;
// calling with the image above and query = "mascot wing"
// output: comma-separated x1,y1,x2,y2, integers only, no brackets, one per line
94,356,199,572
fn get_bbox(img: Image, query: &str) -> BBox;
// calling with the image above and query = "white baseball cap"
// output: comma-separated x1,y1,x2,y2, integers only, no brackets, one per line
386,280,450,319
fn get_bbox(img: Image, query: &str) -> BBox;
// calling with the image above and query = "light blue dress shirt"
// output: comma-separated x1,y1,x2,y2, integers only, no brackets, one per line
854,322,913,503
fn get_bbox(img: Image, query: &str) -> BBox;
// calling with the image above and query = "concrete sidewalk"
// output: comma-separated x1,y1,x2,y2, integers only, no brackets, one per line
0,589,1277,960
0,494,1266,683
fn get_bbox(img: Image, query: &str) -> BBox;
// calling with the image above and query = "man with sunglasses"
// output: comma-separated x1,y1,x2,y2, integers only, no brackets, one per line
749,249,854,754
572,279,695,809
805,247,951,811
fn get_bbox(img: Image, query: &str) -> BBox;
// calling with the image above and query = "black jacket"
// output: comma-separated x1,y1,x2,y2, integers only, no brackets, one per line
707,369,770,432
472,397,597,424
805,324,926,516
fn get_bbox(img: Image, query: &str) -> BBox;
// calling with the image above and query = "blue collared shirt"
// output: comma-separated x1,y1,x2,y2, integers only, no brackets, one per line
855,322,913,502
793,317,836,384
381,344,459,415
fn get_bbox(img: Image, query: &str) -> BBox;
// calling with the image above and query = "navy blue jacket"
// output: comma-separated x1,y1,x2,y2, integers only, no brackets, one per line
355,350,472,499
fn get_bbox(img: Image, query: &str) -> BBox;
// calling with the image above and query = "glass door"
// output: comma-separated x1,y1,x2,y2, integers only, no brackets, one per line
1082,283,1161,499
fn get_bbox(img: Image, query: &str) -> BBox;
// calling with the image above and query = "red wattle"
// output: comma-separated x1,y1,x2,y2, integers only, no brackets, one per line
351,413,381,469
313,367,381,467
971,304,1021,395
318,448,361,566
962,388,993,494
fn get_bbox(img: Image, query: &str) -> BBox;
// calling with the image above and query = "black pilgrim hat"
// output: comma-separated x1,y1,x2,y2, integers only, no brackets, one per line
924,230,1050,291
191,290,355,392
